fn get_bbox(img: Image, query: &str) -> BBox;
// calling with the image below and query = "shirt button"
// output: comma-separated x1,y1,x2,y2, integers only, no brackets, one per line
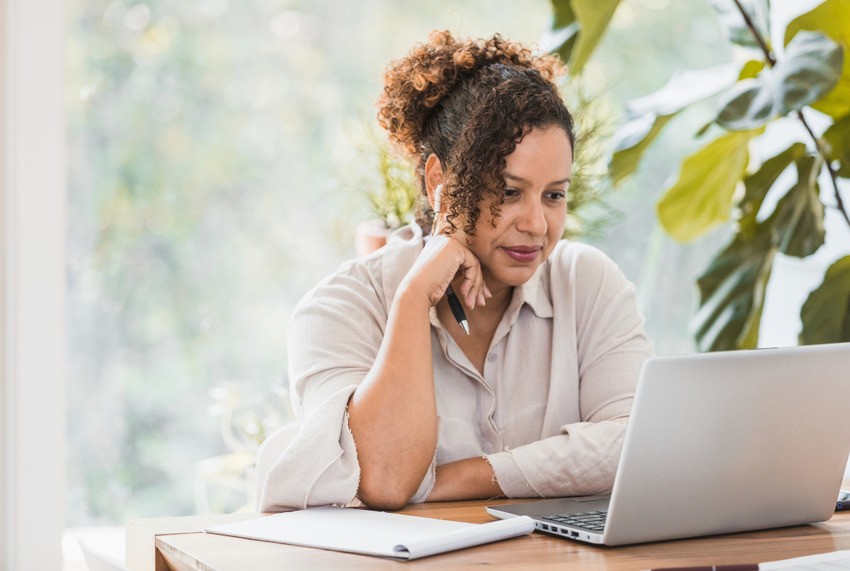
487,353,497,362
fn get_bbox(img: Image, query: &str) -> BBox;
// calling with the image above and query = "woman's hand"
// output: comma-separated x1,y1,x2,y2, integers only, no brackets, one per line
401,229,491,310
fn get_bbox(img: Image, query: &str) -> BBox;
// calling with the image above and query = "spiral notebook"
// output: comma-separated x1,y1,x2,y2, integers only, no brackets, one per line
206,506,534,560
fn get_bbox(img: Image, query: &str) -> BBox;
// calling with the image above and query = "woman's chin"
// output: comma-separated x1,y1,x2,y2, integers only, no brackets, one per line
488,266,539,288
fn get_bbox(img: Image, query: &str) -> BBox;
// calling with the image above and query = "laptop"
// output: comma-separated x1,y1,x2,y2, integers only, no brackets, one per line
487,343,850,546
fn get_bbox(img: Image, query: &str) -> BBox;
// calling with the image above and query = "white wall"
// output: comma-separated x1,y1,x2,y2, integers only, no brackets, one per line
2,0,67,569
0,0,8,566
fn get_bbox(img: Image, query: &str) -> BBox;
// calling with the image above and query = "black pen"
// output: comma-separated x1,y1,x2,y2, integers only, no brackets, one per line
431,184,471,335
445,286,470,335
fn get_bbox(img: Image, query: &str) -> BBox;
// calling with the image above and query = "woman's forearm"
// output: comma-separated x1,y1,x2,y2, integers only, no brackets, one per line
427,457,505,502
347,283,439,510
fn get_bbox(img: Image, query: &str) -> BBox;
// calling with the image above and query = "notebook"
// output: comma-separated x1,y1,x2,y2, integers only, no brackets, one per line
206,506,534,560
487,342,850,546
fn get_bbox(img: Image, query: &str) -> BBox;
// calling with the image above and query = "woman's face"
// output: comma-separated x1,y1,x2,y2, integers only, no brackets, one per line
460,125,572,293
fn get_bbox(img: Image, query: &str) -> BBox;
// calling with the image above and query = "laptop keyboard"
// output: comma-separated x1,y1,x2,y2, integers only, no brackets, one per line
542,510,607,532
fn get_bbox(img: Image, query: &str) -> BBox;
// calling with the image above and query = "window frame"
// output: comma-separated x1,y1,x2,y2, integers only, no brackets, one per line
2,0,67,568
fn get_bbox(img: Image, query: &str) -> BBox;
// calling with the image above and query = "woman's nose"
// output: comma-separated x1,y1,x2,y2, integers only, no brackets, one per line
517,199,547,235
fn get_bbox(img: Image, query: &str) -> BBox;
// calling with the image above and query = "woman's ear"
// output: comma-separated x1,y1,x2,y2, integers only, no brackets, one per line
424,154,444,211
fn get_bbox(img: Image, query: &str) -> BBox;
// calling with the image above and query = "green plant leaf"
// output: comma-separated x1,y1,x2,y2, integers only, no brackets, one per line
823,113,850,177
657,130,759,242
716,31,843,131
543,0,579,65
800,255,850,344
738,142,807,238
609,64,737,185
738,59,766,80
692,229,777,352
610,114,672,186
545,0,620,75
624,64,740,118
768,155,825,258
715,78,773,131
549,0,576,30
570,0,620,74
710,0,771,50
775,31,843,110
785,0,850,119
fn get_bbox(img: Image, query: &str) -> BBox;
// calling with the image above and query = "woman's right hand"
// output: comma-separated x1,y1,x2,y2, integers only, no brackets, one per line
400,230,491,310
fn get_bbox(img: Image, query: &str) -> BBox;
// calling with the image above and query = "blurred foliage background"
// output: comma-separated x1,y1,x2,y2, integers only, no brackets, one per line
600,0,850,352
66,0,733,525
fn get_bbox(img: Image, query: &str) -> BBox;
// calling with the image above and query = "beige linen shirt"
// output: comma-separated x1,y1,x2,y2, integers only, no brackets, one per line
261,223,653,511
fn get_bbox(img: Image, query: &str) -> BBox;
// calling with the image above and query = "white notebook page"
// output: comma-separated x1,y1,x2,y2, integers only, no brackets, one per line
206,506,534,560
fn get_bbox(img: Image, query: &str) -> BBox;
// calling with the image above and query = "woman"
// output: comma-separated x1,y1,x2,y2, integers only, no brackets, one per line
261,30,653,512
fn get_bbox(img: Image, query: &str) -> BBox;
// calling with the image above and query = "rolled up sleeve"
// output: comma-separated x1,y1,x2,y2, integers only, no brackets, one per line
486,420,626,497
262,263,386,510
260,384,360,510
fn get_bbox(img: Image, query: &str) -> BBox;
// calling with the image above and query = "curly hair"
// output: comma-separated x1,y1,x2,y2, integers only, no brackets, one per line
377,30,574,236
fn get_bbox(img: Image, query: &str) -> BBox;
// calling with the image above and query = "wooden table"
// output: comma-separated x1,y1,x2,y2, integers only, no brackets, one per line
127,499,850,570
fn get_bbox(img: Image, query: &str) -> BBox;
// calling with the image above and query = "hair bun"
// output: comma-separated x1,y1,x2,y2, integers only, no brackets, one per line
377,30,564,156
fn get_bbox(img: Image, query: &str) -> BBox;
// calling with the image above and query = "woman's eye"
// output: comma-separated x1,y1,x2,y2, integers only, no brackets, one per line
503,188,520,198
546,191,566,201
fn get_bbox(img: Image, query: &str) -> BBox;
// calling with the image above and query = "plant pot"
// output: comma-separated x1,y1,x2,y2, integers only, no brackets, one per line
355,219,390,257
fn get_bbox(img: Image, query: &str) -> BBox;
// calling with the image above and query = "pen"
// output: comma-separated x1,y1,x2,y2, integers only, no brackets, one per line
431,183,471,335
445,286,470,335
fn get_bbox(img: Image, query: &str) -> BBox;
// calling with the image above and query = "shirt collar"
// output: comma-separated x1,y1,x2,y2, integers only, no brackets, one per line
505,261,554,324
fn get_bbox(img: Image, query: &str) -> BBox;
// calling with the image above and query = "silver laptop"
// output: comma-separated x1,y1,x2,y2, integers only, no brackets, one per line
487,343,850,545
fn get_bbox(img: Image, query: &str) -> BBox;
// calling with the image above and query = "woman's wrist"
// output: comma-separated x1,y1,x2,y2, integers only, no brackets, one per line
427,457,504,502
395,277,439,312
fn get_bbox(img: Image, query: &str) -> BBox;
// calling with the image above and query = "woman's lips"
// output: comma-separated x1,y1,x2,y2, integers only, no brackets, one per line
502,246,541,262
